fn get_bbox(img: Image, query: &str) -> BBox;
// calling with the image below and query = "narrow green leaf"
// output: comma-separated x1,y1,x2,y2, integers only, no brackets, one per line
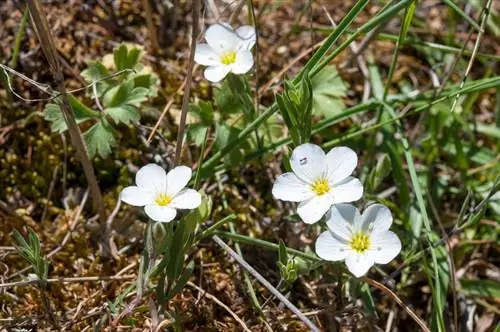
165,260,195,301
460,279,500,299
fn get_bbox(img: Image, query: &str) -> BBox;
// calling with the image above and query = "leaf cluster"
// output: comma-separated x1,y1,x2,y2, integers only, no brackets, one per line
44,44,158,158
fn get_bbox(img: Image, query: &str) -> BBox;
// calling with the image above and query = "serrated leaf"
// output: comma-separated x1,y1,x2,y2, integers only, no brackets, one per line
44,95,98,133
214,81,245,115
125,47,142,69
81,61,110,83
215,123,248,166
187,123,209,146
133,73,158,97
106,105,140,125
103,80,133,108
311,65,347,118
84,118,116,158
113,44,128,71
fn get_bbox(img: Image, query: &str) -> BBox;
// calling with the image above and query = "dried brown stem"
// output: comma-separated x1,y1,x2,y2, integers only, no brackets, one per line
173,0,200,165
362,277,430,332
25,0,106,224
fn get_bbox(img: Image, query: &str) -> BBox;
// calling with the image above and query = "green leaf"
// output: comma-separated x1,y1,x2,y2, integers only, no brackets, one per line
132,73,158,97
103,80,133,108
165,260,195,301
215,124,247,166
44,95,98,134
278,239,288,266
113,44,128,71
460,279,500,299
190,100,214,124
214,81,245,115
106,105,140,125
125,48,142,70
187,124,209,146
311,65,347,118
81,61,110,83
368,153,392,192
102,80,148,124
359,282,377,317
84,118,116,158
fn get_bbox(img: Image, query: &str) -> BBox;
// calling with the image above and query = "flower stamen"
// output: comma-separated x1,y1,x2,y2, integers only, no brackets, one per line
155,193,172,206
220,51,237,65
311,178,330,196
350,233,370,253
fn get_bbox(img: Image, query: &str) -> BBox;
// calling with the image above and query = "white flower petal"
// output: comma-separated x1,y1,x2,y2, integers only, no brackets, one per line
297,194,332,224
194,43,220,66
326,204,360,241
325,146,358,183
136,164,166,190
145,204,177,223
120,186,154,206
290,143,325,183
315,230,350,261
166,166,192,196
235,25,256,50
272,172,313,202
205,23,240,54
204,65,231,82
360,204,393,235
231,50,253,74
370,231,401,264
331,176,363,204
345,253,374,277
171,189,202,209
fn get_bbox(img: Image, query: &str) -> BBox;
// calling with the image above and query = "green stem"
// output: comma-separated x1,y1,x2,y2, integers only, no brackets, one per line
323,76,500,148
214,230,320,262
311,0,411,77
199,0,374,174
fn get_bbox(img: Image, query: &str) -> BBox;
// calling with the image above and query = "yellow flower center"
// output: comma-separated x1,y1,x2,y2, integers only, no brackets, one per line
220,51,237,65
155,193,172,206
311,178,330,196
350,233,371,253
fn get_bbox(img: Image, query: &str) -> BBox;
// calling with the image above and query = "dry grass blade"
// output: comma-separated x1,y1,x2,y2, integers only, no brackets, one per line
186,281,252,332
362,277,431,332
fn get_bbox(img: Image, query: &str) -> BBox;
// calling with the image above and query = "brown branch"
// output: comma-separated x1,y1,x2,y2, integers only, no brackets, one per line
173,0,200,165
25,0,106,224
0,275,135,289
362,277,431,332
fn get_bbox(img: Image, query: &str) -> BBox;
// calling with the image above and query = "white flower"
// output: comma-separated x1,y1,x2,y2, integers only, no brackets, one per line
315,204,401,277
272,143,363,224
194,23,256,82
120,164,202,223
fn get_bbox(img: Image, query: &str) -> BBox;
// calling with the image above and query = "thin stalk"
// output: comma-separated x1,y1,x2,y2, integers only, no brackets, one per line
441,0,482,32
216,172,261,310
10,9,29,69
382,0,416,101
323,76,500,148
174,0,200,165
26,0,106,224
193,128,210,189
376,33,500,61
212,235,320,331
311,0,412,77
200,0,392,173
450,0,493,113
214,230,320,262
